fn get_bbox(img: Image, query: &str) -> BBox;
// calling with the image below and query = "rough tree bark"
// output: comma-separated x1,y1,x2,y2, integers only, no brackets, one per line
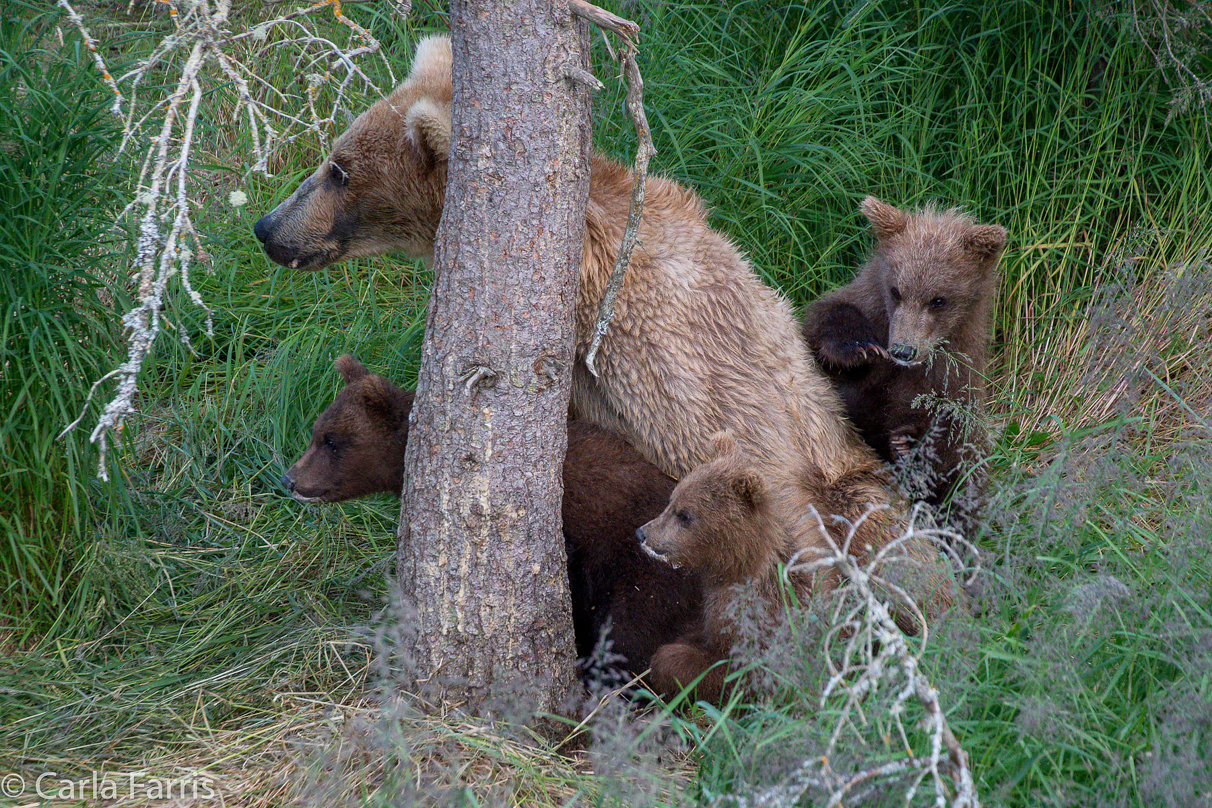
396,1,592,715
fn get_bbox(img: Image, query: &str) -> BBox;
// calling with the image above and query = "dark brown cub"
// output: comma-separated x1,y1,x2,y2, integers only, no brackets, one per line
286,355,701,684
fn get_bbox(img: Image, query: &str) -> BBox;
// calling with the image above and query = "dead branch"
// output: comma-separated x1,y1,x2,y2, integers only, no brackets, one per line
58,0,403,478
570,0,639,44
57,0,123,114
572,1,656,378
711,507,982,808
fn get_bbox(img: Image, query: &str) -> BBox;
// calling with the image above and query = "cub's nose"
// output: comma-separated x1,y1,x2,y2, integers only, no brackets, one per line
635,526,646,543
281,470,296,493
889,344,917,363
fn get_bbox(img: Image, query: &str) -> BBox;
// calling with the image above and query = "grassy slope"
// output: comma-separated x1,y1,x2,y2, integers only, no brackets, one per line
1,0,1209,805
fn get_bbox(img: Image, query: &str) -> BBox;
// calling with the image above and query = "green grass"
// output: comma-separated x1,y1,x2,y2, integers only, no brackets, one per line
2,0,1210,805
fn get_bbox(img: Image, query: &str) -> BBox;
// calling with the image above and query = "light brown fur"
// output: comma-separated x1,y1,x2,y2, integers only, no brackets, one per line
636,433,955,704
803,197,1006,529
254,35,883,506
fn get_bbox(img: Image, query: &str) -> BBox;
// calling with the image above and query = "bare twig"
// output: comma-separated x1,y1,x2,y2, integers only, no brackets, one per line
710,506,982,808
1123,0,1212,124
571,1,657,378
58,0,403,478
570,0,639,44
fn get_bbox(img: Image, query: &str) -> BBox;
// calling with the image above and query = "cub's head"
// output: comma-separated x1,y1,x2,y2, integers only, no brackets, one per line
861,196,1007,366
283,355,414,502
254,35,453,270
636,433,781,585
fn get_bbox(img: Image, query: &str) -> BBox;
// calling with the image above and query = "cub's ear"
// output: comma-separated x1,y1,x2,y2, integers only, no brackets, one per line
731,468,767,511
405,98,452,161
708,430,737,460
962,224,1008,260
861,196,908,241
360,377,407,428
335,354,368,385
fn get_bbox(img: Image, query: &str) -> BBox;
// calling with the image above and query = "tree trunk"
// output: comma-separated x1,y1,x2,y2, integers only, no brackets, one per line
396,1,592,716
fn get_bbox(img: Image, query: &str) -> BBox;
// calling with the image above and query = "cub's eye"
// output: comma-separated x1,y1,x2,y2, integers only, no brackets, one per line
322,435,339,452
329,161,349,187
929,296,947,309
675,509,693,525
890,286,902,303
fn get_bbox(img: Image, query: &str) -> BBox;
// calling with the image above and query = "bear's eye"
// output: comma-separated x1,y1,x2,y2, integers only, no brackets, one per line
322,434,339,453
328,161,349,187
675,509,693,525
929,296,947,309
890,286,902,303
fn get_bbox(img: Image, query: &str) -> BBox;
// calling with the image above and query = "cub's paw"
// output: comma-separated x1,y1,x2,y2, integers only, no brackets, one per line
806,303,887,369
890,430,916,458
817,336,889,368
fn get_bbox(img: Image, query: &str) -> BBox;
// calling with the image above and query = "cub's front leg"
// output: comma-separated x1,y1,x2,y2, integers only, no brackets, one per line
646,640,732,704
804,300,889,371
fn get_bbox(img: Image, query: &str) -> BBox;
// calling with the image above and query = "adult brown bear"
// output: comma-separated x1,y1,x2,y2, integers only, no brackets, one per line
254,36,889,522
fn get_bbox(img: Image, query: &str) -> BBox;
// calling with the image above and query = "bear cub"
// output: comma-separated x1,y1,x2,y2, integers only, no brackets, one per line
635,433,955,705
285,355,701,686
803,196,1007,532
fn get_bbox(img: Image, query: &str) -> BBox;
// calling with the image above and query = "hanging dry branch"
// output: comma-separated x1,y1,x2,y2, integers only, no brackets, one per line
571,0,656,377
57,0,408,478
711,506,982,808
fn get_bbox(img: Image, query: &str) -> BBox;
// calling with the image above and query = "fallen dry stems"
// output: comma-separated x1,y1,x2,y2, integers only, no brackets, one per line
713,506,981,808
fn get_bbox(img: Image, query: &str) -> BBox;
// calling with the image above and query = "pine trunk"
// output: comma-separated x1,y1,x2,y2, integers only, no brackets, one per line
396,0,592,716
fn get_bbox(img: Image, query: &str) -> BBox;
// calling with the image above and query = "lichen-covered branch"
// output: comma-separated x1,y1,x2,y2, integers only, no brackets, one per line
58,0,405,478
710,506,982,808
572,0,656,377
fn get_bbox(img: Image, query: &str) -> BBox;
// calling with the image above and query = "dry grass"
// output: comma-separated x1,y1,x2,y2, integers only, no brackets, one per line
993,253,1212,448
13,687,696,807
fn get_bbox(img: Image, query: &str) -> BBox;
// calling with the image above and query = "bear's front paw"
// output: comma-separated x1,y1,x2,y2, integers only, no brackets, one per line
890,431,915,458
648,641,728,703
817,337,888,369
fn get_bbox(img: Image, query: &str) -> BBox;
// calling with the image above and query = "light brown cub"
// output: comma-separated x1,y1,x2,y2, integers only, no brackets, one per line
804,197,1007,531
636,433,956,704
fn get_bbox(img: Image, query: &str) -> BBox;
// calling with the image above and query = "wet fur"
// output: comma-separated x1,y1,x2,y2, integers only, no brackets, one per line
804,197,1006,530
284,356,701,681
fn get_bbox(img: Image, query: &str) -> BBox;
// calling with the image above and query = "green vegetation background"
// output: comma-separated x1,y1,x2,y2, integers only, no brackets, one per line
1,0,1209,805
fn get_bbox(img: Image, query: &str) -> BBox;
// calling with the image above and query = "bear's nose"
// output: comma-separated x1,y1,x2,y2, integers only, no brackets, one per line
635,526,646,543
253,214,273,245
889,344,917,363
281,470,296,493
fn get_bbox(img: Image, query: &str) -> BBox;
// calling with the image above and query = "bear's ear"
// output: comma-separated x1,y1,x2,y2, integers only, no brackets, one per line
405,98,452,161
961,224,1007,260
708,430,737,459
360,377,406,427
860,196,908,241
409,35,452,83
335,354,368,385
731,468,766,511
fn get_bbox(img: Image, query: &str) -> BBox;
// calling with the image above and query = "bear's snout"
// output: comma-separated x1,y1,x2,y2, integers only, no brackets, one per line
638,524,680,567
281,470,296,493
